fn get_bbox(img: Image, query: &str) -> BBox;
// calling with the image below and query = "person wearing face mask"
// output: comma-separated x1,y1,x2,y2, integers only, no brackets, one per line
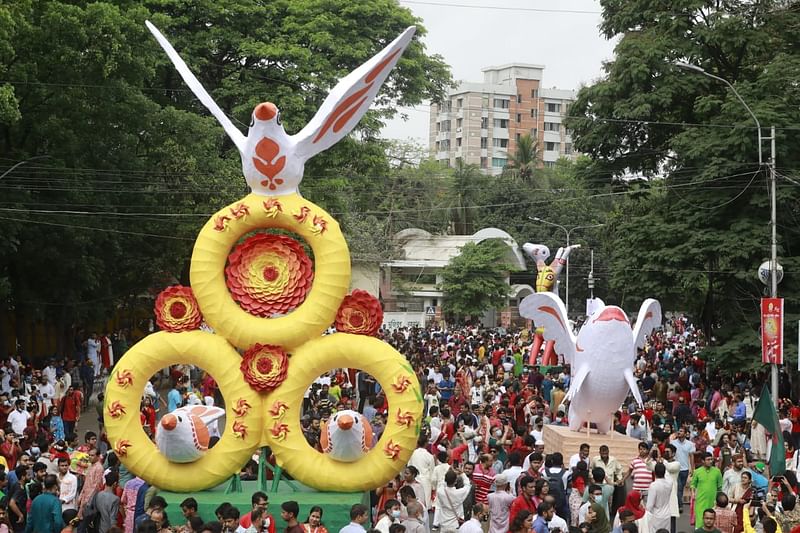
376,499,402,533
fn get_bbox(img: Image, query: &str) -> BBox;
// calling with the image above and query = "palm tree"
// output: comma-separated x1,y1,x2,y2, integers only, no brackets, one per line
504,133,540,182
447,160,484,234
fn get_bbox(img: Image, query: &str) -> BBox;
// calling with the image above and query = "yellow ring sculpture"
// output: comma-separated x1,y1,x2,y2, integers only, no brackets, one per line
263,333,424,492
103,331,263,492
190,193,350,350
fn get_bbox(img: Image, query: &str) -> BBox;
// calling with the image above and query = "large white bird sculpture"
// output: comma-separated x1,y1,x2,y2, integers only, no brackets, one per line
156,405,225,463
145,21,415,196
319,409,373,462
519,292,661,433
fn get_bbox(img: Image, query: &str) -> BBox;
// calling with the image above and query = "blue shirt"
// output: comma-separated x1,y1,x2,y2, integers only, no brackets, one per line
532,515,549,533
671,438,696,471
167,388,182,412
438,379,454,400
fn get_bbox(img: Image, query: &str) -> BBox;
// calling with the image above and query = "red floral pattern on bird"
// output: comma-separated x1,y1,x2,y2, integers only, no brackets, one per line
253,137,286,191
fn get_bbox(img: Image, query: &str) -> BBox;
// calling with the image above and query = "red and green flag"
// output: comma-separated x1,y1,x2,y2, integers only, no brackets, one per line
752,384,786,476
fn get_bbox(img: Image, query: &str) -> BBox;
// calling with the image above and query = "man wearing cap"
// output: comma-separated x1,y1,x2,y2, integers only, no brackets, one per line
488,473,515,533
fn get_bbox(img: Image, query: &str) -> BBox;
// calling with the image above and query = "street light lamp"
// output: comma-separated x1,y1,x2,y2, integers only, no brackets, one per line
674,60,779,405
0,155,51,180
529,216,605,314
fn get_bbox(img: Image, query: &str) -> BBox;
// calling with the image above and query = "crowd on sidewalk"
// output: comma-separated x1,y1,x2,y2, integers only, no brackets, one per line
3,317,800,533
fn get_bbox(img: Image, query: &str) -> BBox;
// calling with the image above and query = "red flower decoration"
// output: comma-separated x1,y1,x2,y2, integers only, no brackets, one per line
241,344,289,392
225,234,314,317
335,290,383,336
154,285,202,332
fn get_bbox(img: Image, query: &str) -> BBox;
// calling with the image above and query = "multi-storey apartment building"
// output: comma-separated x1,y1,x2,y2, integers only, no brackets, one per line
429,63,577,175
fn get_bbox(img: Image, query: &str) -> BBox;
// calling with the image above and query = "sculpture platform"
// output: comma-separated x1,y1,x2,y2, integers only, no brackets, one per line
543,424,641,464
159,480,367,528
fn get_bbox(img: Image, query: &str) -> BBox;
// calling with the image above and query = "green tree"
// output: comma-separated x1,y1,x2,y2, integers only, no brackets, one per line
446,161,485,235
503,133,540,183
0,0,452,357
439,239,514,321
566,0,800,370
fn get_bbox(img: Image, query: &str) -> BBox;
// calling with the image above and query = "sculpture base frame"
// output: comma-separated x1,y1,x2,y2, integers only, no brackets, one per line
543,424,641,464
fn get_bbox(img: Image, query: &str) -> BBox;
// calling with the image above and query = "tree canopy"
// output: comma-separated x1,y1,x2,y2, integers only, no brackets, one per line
0,0,452,355
566,0,800,371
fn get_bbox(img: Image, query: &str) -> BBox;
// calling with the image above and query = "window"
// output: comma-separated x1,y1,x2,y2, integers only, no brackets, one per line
531,89,539,98
455,156,462,166
544,161,556,168
493,138,509,148
480,157,488,168
435,141,440,151
456,118,462,128
441,139,450,151
440,120,451,132
565,143,573,155
516,133,521,142
544,122,560,132
531,128,538,138
456,137,462,147
456,98,463,109
480,137,488,149
516,113,522,123
517,94,522,103
530,108,538,118
493,118,509,129
440,101,452,112
545,141,560,152
482,96,489,108
493,98,510,109
492,157,507,168
480,117,489,129
546,103,561,113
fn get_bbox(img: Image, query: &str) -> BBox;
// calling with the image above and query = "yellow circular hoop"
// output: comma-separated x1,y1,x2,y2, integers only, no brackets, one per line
104,331,263,492
263,333,423,492
190,193,350,350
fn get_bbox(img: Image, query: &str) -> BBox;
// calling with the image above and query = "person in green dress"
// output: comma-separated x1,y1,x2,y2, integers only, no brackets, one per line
691,452,723,526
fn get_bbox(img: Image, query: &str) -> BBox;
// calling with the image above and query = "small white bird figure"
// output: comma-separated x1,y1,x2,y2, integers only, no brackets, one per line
156,405,225,463
319,409,373,462
519,292,661,433
145,21,416,197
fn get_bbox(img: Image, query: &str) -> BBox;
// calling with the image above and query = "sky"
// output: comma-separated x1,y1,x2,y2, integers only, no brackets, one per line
381,0,618,144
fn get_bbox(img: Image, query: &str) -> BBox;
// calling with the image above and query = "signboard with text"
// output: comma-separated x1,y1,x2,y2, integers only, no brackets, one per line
761,297,783,364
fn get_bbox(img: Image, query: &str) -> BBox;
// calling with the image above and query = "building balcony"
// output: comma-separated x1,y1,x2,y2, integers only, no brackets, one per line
493,127,509,139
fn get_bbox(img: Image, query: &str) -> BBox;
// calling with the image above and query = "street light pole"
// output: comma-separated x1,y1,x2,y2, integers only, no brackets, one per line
530,217,605,314
674,61,779,406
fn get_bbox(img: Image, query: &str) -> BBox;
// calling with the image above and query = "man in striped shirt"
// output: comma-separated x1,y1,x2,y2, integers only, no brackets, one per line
625,442,655,500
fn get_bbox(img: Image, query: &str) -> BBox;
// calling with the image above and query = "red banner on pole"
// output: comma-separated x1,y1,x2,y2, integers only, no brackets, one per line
761,298,784,364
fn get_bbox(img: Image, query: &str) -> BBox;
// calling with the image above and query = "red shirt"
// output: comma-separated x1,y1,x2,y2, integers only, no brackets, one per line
509,494,537,526
61,391,82,422
790,406,800,433
241,511,276,533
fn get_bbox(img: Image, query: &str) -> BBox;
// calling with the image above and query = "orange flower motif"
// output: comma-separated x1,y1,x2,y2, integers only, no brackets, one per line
154,285,203,332
395,408,415,428
311,215,328,235
240,344,289,393
269,400,289,419
115,440,131,457
213,214,231,231
232,421,248,439
270,422,290,441
263,198,283,218
115,370,134,388
230,203,250,220
383,440,401,460
225,234,314,317
232,398,252,418
391,375,412,393
107,401,126,418
334,290,383,336
293,206,311,223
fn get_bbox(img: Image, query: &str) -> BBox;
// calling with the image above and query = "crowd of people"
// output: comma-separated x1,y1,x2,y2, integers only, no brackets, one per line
2,316,799,533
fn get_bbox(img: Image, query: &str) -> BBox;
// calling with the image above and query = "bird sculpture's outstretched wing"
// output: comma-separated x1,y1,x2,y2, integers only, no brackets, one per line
145,21,246,153
181,405,225,425
293,27,416,160
518,292,576,365
632,298,662,351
